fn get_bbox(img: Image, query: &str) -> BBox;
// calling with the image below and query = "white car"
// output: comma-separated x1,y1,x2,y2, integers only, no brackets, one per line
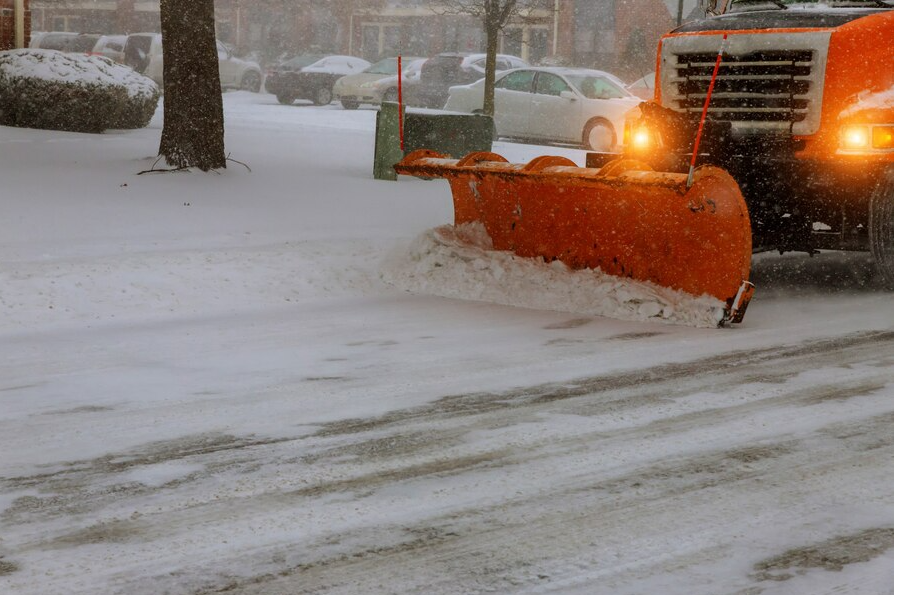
333,56,424,109
444,67,642,152
627,72,656,100
375,57,427,104
123,33,263,92
29,31,100,53
90,35,127,63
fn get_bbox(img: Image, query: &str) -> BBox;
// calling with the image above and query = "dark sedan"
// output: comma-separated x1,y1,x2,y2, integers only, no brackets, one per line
265,54,370,106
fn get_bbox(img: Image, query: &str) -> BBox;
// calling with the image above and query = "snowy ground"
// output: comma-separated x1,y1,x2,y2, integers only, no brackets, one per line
0,91,894,594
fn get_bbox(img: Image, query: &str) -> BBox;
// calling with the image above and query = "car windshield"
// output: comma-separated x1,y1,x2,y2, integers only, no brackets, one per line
39,34,75,51
565,74,627,99
72,35,101,52
283,54,324,69
404,59,426,74
365,58,402,75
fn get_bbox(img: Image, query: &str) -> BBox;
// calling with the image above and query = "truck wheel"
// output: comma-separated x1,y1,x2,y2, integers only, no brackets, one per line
340,99,359,110
276,92,295,105
868,170,893,289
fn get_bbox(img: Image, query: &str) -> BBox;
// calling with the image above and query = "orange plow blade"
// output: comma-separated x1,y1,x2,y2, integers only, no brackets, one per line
396,150,755,323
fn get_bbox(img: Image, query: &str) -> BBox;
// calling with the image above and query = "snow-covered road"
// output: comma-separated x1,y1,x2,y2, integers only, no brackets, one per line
0,92,894,594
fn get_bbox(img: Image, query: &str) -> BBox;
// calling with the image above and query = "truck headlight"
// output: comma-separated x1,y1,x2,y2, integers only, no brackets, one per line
841,125,869,151
840,124,893,153
630,126,653,150
623,107,658,152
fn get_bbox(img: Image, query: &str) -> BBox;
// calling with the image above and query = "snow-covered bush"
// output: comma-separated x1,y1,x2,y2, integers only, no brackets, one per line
0,49,160,133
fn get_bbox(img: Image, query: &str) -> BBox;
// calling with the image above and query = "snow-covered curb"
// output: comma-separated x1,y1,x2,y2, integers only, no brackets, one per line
381,222,727,328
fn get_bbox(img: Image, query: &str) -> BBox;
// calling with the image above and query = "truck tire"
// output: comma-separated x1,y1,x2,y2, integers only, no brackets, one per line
276,92,295,105
868,170,893,289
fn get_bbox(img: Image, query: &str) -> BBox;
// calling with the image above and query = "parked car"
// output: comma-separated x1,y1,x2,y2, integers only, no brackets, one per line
444,66,641,152
627,72,655,100
123,33,263,92
266,54,370,106
370,58,427,105
333,56,424,109
30,31,102,53
413,52,530,108
90,34,127,63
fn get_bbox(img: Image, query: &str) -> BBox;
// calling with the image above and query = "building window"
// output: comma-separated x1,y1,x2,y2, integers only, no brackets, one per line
52,15,81,32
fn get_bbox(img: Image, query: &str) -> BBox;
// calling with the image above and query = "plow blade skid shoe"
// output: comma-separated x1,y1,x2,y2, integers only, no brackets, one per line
396,150,753,314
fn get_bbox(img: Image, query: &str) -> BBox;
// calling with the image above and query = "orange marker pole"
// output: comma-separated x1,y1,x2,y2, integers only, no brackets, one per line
397,54,404,152
688,33,728,188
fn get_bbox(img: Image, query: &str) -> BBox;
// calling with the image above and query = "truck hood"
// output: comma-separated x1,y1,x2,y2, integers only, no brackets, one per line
674,8,888,32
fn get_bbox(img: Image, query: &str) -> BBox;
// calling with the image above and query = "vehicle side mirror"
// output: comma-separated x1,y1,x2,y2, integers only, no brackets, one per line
560,90,578,101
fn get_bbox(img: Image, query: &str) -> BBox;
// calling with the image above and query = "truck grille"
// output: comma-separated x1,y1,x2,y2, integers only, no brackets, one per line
675,50,813,123
660,32,831,136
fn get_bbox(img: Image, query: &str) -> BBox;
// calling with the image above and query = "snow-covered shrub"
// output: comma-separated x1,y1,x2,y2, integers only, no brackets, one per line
0,49,160,133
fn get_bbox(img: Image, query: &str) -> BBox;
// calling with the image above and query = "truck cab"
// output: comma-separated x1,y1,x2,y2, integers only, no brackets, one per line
626,0,893,286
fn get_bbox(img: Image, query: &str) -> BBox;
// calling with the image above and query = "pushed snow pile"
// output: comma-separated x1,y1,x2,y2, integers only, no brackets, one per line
382,223,727,328
0,49,160,133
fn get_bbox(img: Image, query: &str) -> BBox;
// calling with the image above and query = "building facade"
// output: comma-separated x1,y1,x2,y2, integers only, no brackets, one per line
25,0,679,79
0,0,30,50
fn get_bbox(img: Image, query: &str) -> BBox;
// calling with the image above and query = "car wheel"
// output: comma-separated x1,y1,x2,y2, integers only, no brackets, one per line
276,91,295,105
583,119,616,152
313,87,332,106
869,168,893,289
241,71,261,93
340,98,359,110
382,88,398,103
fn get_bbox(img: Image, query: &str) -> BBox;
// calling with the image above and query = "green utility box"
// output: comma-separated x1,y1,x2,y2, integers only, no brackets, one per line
373,102,494,181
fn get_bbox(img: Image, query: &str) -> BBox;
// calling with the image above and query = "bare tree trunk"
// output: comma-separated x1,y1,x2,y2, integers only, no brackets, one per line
482,27,499,117
158,0,226,171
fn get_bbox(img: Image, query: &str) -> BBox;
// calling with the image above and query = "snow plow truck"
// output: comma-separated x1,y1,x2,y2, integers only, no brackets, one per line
396,0,893,325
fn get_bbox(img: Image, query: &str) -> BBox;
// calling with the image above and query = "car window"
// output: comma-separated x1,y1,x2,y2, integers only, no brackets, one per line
71,35,100,52
566,74,627,99
96,38,124,53
40,33,76,51
535,73,570,96
495,70,534,92
285,55,324,69
124,35,153,71
365,57,398,75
